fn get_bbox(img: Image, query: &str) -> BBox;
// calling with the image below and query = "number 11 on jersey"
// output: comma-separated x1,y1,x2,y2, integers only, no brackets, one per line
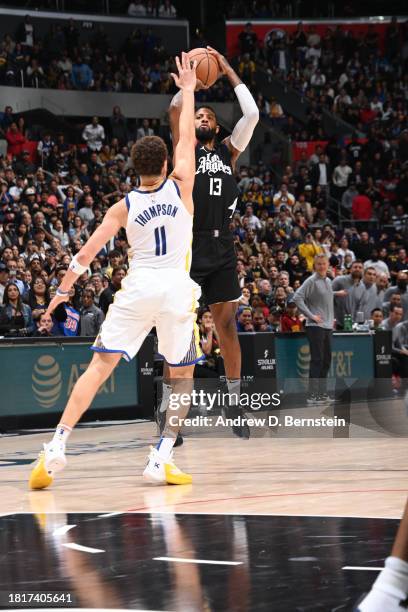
209,177,222,196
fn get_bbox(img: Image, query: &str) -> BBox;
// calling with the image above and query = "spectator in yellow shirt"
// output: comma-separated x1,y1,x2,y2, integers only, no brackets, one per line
299,232,324,272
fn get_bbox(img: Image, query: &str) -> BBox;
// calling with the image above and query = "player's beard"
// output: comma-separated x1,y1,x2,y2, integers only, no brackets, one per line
195,126,217,144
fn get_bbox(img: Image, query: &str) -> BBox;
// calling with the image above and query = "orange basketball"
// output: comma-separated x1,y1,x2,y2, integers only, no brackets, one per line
188,47,219,88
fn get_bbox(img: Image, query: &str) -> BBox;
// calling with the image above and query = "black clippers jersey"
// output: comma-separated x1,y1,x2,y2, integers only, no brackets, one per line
193,143,239,232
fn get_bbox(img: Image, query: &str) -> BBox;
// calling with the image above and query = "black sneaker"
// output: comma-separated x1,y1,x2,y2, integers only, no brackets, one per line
222,405,250,439
173,433,184,447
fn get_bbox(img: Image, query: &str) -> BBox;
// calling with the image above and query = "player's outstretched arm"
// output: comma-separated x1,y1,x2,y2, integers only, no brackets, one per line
170,52,197,215
206,46,259,167
168,64,207,154
46,199,128,315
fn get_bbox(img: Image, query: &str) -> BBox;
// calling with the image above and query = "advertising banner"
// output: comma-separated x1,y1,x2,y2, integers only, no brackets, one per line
0,342,138,417
275,332,374,392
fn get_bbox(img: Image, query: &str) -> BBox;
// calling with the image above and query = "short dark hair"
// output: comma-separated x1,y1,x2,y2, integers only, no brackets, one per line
390,303,403,313
195,105,217,119
131,136,167,177
111,266,126,278
371,308,382,315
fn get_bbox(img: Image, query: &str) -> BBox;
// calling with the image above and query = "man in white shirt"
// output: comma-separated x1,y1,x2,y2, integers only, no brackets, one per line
243,204,262,231
334,89,352,113
78,195,95,225
136,119,154,140
82,116,105,152
364,250,390,277
159,1,177,18
332,159,352,200
311,153,329,190
337,237,355,266
310,69,326,87
273,183,295,210
127,1,147,16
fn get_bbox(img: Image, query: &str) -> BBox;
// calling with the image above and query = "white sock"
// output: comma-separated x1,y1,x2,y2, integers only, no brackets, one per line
358,556,408,611
155,436,176,461
51,423,72,445
159,382,172,413
227,379,240,407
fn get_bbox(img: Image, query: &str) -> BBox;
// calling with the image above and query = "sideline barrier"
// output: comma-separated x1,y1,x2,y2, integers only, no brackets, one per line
0,335,154,428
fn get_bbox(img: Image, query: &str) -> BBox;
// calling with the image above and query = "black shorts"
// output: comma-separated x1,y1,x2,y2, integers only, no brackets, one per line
190,231,241,305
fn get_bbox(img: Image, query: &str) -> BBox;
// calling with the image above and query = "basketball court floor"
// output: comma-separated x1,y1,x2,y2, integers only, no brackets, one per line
0,397,407,610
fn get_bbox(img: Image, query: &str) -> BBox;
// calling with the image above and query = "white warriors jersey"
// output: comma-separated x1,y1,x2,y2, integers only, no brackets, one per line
125,178,192,270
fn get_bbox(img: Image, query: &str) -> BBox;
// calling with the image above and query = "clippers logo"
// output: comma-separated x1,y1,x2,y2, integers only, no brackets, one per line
196,152,232,177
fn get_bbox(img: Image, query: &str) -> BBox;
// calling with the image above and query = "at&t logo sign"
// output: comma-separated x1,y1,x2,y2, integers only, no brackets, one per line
32,355,62,409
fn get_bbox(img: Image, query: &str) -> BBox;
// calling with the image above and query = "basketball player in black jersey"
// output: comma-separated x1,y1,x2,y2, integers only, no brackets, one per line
159,46,259,440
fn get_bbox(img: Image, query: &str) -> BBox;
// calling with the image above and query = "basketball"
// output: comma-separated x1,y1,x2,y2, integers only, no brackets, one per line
188,47,219,87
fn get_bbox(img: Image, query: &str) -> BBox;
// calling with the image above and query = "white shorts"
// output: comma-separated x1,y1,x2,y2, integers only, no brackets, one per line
92,267,203,366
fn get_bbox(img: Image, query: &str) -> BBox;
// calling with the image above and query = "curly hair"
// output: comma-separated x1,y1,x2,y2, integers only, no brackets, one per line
131,136,168,177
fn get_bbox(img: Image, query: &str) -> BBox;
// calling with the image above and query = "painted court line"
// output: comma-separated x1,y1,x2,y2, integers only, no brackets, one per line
343,566,383,571
52,524,76,536
127,488,407,513
62,542,105,554
154,556,242,566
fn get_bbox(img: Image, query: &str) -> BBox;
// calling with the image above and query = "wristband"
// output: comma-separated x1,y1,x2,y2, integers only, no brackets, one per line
56,288,70,297
69,254,87,276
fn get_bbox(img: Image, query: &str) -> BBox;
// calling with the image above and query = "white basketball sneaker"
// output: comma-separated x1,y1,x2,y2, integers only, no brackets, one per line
143,446,192,485
29,441,67,490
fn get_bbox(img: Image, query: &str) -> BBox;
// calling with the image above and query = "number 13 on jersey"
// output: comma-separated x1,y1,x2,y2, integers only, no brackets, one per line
209,177,222,196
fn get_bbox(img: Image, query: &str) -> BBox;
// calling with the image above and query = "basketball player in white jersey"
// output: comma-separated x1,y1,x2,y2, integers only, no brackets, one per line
29,53,201,489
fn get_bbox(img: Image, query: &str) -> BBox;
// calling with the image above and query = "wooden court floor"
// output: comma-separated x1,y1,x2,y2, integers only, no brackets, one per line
1,399,407,518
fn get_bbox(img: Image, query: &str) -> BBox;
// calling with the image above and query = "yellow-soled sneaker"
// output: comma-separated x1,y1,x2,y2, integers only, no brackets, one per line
164,460,192,485
143,446,192,485
29,442,67,490
29,448,54,490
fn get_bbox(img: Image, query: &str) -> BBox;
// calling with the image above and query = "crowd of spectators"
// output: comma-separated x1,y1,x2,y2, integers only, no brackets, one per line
1,100,407,354
0,105,141,338
127,1,177,18
230,141,408,328
0,14,234,101
0,15,180,94
236,20,408,144
226,0,405,19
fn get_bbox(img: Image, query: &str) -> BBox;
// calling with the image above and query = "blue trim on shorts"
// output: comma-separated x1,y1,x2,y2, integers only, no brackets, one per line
91,346,131,362
166,354,206,367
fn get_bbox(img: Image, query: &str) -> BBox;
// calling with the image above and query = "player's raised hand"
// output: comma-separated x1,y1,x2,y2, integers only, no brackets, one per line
171,52,197,92
206,45,231,76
